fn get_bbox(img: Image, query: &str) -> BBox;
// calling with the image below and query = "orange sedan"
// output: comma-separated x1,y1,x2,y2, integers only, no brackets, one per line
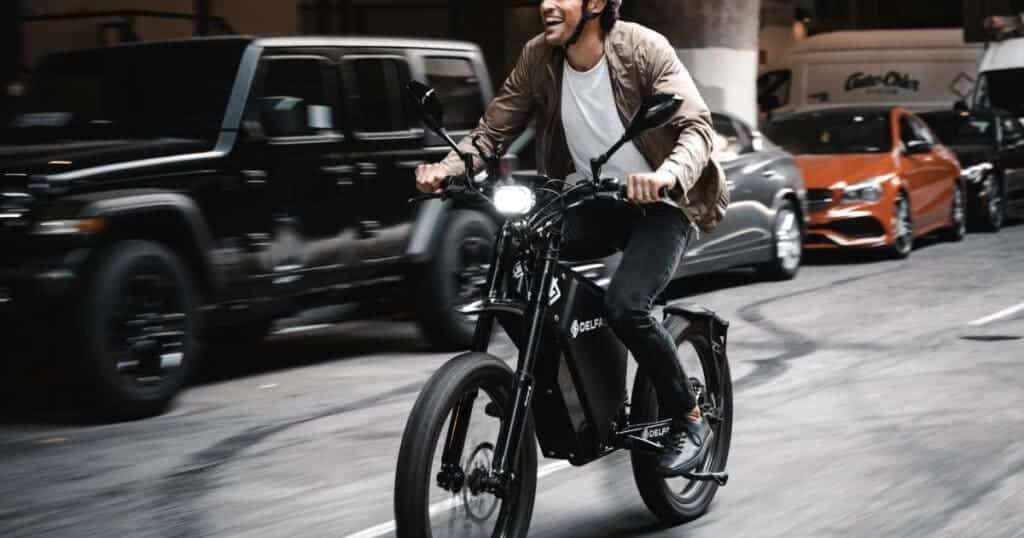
763,107,966,258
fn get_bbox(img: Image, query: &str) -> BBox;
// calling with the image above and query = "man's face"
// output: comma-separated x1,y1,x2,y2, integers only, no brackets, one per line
539,0,592,46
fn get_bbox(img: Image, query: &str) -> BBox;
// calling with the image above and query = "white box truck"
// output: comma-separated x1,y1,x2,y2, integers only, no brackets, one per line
758,29,984,121
970,14,1024,121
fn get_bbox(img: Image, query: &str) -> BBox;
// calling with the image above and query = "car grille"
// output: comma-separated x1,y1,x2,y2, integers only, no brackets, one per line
806,189,834,213
830,217,886,239
804,234,833,245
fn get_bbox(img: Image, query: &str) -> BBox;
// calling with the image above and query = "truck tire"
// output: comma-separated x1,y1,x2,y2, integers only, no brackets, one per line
416,210,497,351
76,240,199,420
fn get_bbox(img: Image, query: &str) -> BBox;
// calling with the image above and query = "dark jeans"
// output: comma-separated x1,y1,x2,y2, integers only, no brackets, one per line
562,201,697,423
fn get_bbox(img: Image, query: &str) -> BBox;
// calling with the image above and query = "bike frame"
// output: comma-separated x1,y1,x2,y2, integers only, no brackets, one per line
439,213,669,495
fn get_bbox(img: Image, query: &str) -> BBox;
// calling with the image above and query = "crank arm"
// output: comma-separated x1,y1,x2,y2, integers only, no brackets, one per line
682,471,729,486
624,434,667,452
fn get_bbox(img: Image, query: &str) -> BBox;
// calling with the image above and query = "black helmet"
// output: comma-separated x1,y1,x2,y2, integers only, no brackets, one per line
566,0,621,46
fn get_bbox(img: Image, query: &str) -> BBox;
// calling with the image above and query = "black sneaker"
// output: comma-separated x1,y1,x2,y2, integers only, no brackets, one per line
655,417,714,477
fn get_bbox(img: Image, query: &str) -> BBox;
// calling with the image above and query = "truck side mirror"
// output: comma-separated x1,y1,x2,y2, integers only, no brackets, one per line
260,96,308,137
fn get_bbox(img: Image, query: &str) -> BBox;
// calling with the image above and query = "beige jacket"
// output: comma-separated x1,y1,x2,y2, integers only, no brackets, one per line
440,21,729,232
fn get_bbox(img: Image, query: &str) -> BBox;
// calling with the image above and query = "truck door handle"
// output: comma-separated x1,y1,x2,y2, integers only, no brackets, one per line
396,160,426,170
321,164,355,187
357,162,379,176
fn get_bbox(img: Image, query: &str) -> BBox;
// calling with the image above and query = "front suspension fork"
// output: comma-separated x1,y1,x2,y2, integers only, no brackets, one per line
487,238,560,495
439,224,514,488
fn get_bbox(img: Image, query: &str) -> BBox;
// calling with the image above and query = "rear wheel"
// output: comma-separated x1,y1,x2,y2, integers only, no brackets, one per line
395,353,536,538
630,315,733,525
888,191,913,259
940,182,967,242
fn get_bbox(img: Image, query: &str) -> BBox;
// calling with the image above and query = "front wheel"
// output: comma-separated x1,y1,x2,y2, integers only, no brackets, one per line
630,315,733,525
974,173,1005,233
75,240,199,420
888,191,913,259
758,200,802,281
394,353,536,538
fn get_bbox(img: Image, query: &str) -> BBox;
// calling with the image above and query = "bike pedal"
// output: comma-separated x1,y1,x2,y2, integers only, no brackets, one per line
681,471,729,486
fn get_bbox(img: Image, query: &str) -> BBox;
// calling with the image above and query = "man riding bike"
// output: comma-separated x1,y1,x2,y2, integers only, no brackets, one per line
415,0,729,477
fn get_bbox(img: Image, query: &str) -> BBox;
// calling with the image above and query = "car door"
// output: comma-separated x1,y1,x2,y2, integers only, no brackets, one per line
245,52,357,292
338,52,425,273
996,113,1024,217
912,114,959,230
897,114,943,231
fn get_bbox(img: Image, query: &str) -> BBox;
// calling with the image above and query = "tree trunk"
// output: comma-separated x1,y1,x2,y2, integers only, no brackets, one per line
630,0,761,125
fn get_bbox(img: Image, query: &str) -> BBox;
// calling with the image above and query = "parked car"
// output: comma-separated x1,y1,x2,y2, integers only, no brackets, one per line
677,111,807,280
506,111,807,281
919,107,1024,231
763,107,966,258
0,36,504,418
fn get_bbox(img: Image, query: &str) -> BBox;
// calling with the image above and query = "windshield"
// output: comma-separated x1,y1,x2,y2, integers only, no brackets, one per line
973,68,1024,117
4,40,247,143
763,112,891,154
918,112,995,146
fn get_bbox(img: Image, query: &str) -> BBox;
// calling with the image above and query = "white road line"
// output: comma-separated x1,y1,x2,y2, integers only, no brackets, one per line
967,303,1024,327
343,460,573,538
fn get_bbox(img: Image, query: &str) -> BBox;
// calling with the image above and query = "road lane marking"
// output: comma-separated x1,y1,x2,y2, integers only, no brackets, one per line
968,303,1024,327
343,460,573,538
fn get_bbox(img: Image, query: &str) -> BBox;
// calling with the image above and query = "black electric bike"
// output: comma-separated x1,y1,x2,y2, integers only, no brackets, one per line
394,81,733,538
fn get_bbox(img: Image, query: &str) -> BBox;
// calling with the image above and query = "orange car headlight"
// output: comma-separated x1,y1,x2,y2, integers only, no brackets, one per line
840,175,888,204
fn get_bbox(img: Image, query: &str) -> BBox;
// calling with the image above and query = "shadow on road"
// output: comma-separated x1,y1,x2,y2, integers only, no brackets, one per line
0,319,432,427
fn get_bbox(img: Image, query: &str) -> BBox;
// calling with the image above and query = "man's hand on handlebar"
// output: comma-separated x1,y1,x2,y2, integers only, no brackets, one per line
626,171,676,204
415,162,449,193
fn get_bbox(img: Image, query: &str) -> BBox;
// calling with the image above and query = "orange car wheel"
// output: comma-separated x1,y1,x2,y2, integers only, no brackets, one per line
889,191,913,259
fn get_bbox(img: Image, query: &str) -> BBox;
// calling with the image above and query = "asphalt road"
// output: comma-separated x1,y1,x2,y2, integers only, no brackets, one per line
2,223,1023,538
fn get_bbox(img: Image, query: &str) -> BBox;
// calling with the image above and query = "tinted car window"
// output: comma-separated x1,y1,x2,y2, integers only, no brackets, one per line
757,69,791,109
7,40,247,140
424,57,484,131
907,116,937,145
973,68,1024,117
712,114,742,161
764,112,891,154
919,112,995,146
258,56,337,135
344,57,413,133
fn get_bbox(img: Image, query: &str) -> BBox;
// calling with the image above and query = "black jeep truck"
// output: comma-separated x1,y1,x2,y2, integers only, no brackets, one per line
0,36,506,418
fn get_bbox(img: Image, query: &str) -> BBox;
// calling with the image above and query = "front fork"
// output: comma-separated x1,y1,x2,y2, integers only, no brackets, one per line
438,225,558,497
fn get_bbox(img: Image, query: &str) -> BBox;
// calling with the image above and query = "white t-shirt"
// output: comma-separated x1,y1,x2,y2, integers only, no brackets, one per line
561,55,653,183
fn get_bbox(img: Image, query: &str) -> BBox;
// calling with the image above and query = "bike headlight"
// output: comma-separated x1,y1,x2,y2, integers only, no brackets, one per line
492,185,535,216
840,175,888,204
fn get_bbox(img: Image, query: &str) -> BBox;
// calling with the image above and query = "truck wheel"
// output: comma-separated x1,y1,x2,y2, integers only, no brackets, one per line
77,240,198,420
417,210,496,351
